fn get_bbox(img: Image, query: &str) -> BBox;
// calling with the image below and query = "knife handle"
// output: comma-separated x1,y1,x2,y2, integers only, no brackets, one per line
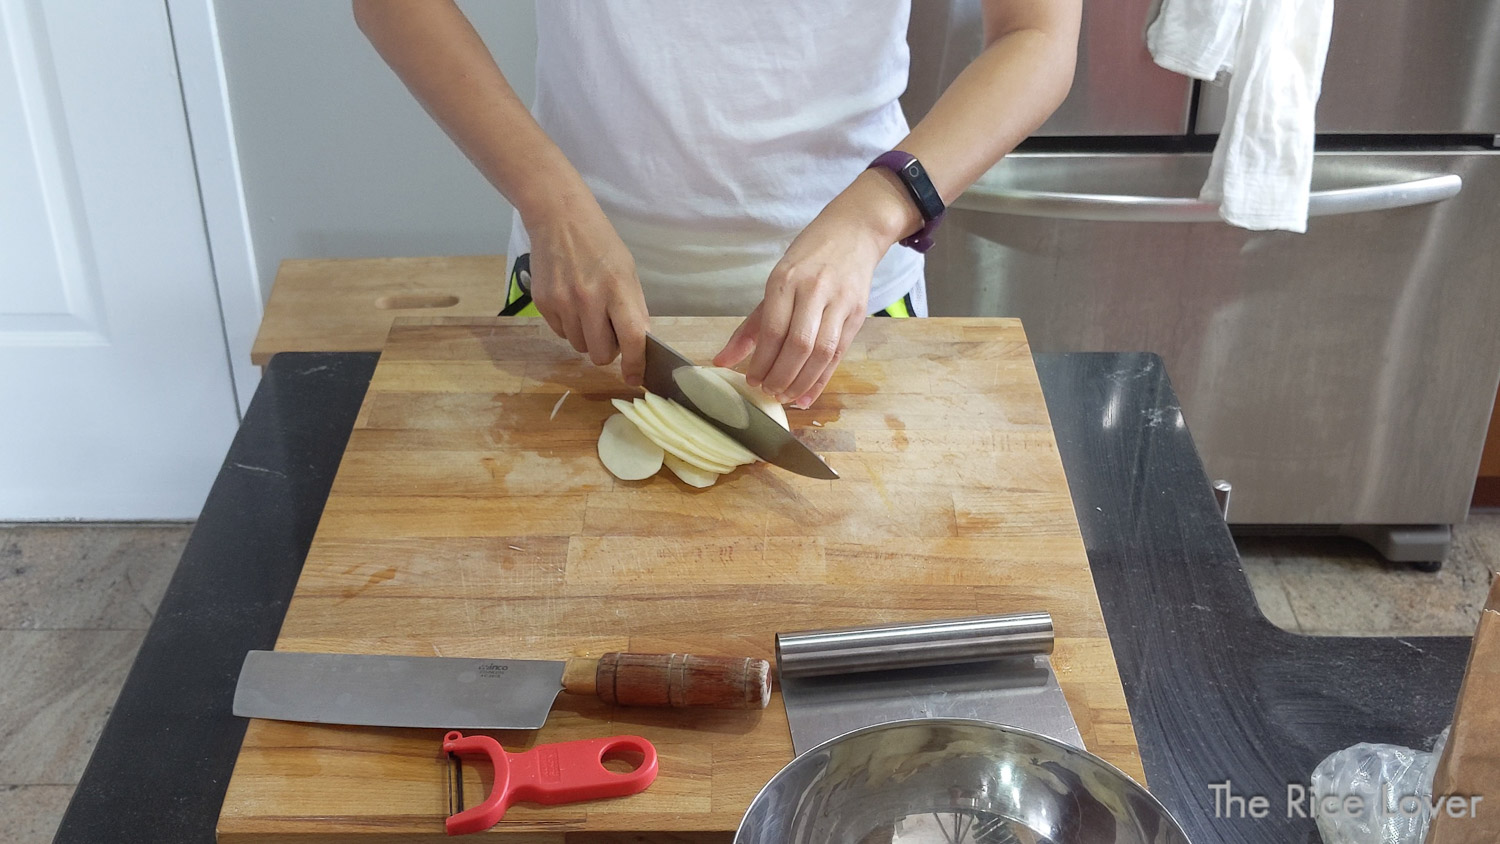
562,653,771,710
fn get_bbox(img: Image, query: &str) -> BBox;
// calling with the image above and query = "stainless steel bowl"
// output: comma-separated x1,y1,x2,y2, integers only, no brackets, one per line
736,719,1191,844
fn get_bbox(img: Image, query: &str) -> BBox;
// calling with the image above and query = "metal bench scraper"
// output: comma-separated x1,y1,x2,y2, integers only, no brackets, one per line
775,612,1082,755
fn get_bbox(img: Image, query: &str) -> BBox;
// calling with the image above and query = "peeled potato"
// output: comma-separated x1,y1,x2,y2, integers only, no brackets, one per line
597,413,663,481
707,367,790,430
673,365,749,429
663,453,718,488
611,399,737,475
642,393,757,466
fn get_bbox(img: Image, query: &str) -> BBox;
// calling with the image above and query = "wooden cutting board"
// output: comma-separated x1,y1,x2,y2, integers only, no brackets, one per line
218,316,1143,842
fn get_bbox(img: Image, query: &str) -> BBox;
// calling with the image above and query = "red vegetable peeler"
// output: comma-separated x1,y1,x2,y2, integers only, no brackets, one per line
441,730,658,835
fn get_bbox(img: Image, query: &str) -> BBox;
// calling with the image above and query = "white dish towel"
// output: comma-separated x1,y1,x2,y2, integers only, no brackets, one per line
1147,0,1335,232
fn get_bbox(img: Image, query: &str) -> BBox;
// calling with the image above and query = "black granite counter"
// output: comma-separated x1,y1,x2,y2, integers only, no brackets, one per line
1036,354,1469,844
52,351,1470,844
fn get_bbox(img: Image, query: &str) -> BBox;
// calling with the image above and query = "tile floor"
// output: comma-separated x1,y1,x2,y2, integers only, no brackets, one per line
1,515,1496,844
1238,512,1500,636
0,524,189,844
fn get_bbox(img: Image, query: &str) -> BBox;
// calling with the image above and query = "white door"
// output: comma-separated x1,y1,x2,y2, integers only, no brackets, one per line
1,0,241,519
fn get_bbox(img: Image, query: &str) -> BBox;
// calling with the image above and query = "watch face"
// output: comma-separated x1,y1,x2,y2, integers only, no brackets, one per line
903,161,944,223
870,151,946,236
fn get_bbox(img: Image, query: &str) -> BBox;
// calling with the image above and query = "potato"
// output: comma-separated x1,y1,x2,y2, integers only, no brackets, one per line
663,453,718,488
596,413,663,481
707,367,790,430
610,399,737,475
641,393,757,466
673,365,749,429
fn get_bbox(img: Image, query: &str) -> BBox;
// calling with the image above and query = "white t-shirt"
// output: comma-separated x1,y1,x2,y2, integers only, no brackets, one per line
507,0,925,316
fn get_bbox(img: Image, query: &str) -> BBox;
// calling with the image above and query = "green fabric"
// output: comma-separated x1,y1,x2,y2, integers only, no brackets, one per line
877,293,912,318
500,263,541,317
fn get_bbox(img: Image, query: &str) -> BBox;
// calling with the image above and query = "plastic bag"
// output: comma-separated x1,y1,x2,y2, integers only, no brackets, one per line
1311,728,1450,844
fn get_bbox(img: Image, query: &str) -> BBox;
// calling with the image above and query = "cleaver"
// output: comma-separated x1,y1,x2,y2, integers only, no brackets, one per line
233,650,771,730
643,334,838,479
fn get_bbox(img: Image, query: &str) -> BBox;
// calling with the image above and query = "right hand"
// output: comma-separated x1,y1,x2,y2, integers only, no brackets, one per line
526,193,649,387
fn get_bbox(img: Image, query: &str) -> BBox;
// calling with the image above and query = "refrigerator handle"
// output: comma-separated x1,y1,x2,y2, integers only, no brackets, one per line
952,174,1462,223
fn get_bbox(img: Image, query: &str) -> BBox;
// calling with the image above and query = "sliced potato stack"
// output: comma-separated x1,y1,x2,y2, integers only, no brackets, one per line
596,367,789,487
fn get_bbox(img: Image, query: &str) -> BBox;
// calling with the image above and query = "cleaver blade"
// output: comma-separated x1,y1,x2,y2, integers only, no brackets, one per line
233,649,771,730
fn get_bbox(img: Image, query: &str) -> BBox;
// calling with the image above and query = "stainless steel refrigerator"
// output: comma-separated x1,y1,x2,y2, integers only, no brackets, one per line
906,0,1500,563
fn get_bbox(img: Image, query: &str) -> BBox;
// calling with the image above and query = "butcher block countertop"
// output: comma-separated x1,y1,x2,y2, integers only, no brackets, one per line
248,255,507,365
216,316,1143,842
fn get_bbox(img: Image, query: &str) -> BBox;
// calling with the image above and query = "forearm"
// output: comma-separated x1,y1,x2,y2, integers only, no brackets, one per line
839,0,1082,244
352,0,588,225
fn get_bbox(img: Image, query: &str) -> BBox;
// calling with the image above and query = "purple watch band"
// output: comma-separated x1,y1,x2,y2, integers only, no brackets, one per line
867,150,946,253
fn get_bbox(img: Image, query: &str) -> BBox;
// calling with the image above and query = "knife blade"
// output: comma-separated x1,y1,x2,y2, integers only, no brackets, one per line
233,650,771,730
642,334,838,479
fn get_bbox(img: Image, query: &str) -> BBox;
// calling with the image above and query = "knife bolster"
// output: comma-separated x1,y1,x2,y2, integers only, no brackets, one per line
561,657,599,696
591,653,771,710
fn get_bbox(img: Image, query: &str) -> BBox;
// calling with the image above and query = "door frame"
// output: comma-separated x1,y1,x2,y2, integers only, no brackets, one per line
166,0,262,416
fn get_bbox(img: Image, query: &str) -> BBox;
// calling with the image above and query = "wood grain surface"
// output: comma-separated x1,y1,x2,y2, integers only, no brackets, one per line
218,316,1144,842
250,256,507,365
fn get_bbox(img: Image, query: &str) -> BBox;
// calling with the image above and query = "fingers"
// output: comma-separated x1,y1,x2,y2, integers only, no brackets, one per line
539,309,566,341
713,304,761,368
781,304,843,404
528,266,571,343
532,255,648,377
559,311,588,355
759,294,826,400
537,289,588,355
795,364,838,409
613,296,649,387
793,311,864,408
532,286,568,341
580,307,620,367
744,274,796,390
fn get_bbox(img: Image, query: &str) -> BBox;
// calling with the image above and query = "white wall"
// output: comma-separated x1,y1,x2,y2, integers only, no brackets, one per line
213,0,537,299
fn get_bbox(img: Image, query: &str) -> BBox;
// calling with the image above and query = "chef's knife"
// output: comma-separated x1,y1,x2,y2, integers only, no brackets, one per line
642,333,838,479
233,650,771,730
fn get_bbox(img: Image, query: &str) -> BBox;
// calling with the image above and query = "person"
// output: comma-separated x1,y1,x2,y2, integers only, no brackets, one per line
353,0,1079,407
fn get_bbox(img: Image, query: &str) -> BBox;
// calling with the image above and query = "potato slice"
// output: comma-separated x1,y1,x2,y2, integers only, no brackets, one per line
627,398,741,472
641,393,757,466
597,413,663,481
633,395,720,458
611,399,736,475
663,453,718,488
708,367,790,430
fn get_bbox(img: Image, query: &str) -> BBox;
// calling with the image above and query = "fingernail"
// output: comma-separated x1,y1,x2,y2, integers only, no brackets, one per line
793,395,813,409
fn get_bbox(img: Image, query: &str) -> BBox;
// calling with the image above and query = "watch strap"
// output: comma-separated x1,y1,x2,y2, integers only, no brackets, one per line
867,151,946,253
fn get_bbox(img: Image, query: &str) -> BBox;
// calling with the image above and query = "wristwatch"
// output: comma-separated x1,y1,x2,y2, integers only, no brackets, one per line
867,150,946,253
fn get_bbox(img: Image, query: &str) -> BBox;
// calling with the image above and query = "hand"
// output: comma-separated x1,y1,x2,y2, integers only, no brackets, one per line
715,171,918,407
527,192,649,386
713,209,886,408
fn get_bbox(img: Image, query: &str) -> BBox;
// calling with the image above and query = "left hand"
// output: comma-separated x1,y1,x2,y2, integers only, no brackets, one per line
713,202,890,409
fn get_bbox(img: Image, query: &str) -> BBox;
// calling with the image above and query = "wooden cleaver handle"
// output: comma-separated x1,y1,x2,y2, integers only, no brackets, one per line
561,653,771,710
